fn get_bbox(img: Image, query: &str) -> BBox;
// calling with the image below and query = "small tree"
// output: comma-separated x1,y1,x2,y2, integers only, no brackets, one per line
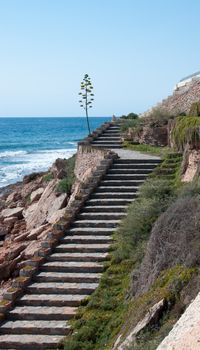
79,74,94,134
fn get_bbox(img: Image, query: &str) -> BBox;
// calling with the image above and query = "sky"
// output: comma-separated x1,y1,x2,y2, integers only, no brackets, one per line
0,0,199,117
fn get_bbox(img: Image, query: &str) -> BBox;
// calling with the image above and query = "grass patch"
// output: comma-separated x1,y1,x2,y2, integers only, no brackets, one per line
56,155,76,194
43,172,54,182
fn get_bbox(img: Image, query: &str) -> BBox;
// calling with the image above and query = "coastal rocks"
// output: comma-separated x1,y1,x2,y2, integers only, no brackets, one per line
30,187,44,203
47,208,67,224
1,207,24,219
50,158,68,179
181,147,200,182
124,124,168,147
25,180,68,230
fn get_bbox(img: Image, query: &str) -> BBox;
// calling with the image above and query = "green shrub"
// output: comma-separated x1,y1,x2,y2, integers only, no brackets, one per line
121,118,141,132
171,116,200,151
56,154,76,194
43,172,54,182
189,101,200,116
144,108,174,127
121,112,139,120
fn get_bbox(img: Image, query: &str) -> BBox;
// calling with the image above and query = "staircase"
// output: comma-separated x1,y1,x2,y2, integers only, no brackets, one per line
91,124,123,148
0,124,161,349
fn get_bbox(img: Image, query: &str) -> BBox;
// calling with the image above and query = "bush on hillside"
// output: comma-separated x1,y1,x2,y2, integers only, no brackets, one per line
189,101,200,116
144,108,175,127
133,186,200,296
121,112,138,120
171,116,200,151
56,154,76,194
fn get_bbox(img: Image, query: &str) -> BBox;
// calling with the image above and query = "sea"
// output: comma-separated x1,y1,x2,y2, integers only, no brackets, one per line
0,117,111,188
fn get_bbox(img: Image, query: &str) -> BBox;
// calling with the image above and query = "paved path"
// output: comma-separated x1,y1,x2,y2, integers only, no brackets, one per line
111,148,160,160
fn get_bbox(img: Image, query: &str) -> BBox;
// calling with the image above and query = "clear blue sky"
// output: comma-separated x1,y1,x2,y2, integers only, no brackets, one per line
0,0,199,117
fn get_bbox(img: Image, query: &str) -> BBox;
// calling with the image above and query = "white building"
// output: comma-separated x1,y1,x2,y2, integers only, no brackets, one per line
174,71,200,90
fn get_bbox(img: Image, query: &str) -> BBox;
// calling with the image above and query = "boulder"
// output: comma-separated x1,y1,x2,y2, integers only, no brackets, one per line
30,187,44,203
47,208,66,224
6,192,21,204
23,241,42,259
24,180,68,230
50,158,68,179
3,217,18,225
27,224,49,240
1,207,24,219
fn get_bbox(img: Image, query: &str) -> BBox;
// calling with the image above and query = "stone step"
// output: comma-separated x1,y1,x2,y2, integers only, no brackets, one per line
115,159,161,164
9,306,77,321
91,192,138,198
103,130,120,134
34,271,101,283
105,174,147,180
55,243,111,253
92,140,122,144
86,198,133,206
100,180,144,186
95,187,139,193
78,212,125,220
27,282,99,295
17,293,89,307
47,252,109,262
97,137,121,140
91,144,123,148
0,334,63,349
0,320,70,336
62,235,113,244
112,163,157,169
66,227,114,235
41,260,105,272
83,205,127,212
72,219,120,228
108,169,153,174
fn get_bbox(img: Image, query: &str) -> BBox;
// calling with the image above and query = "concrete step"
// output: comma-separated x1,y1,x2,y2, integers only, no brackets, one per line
91,140,122,144
27,282,99,295
34,271,101,283
86,198,133,206
83,205,127,212
41,260,105,272
0,334,63,349
9,306,77,321
91,193,137,199
0,320,70,335
55,243,111,253
108,169,153,174
95,187,139,193
78,212,125,220
97,137,121,140
66,227,115,235
91,144,123,149
17,293,89,307
103,130,120,134
72,219,120,228
115,159,161,164
105,174,147,180
47,252,109,262
100,180,144,186
62,235,113,244
112,163,158,169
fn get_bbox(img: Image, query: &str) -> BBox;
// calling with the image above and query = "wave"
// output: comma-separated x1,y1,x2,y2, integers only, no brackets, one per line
0,150,28,158
0,148,77,188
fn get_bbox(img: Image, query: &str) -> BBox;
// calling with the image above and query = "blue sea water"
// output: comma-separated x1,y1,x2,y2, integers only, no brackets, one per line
0,117,111,188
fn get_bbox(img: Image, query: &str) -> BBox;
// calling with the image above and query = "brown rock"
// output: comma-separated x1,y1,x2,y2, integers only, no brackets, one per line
25,179,68,230
27,224,49,240
30,187,44,203
50,158,68,179
3,217,18,225
23,241,42,259
1,207,24,219
47,208,66,224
